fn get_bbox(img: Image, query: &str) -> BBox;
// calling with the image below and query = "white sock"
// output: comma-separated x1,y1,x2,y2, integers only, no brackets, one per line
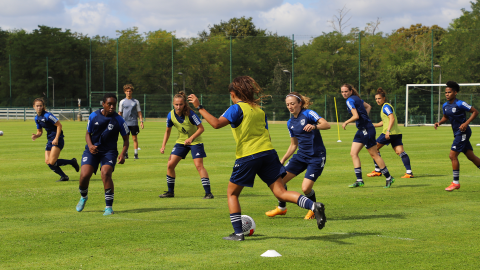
135,149,138,155
453,180,459,184
406,170,412,174
278,206,286,211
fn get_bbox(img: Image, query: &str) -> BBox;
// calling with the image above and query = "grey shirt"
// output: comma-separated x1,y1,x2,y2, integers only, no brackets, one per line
119,98,141,126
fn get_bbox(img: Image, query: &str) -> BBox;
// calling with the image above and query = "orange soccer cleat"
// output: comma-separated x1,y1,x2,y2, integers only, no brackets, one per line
367,171,382,177
401,173,414,178
265,206,287,217
445,182,460,191
304,210,315,220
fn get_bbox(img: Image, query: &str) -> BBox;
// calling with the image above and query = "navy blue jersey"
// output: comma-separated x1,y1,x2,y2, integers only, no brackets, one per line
166,110,202,127
287,109,326,158
86,109,129,152
346,95,373,130
35,112,64,141
443,99,472,136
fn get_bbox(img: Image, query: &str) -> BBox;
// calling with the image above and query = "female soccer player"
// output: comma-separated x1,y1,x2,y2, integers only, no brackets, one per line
188,76,326,241
341,84,395,188
434,81,480,191
159,91,213,199
265,92,330,220
75,93,129,215
367,88,413,178
31,98,79,181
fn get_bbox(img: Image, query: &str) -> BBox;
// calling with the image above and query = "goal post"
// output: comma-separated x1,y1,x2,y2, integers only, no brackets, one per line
405,83,480,127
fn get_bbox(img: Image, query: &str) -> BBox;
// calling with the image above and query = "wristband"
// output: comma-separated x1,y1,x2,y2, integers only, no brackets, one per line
196,105,204,110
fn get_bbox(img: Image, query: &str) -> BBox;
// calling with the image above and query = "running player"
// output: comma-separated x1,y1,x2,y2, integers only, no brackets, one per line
434,81,480,191
159,91,213,199
31,98,79,182
341,84,395,188
266,92,330,220
119,84,144,159
368,87,413,178
188,76,326,241
75,93,129,215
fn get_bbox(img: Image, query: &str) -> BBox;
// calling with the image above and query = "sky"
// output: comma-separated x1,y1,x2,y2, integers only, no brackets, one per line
0,0,473,40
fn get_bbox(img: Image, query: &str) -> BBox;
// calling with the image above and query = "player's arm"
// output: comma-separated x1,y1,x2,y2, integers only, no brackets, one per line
373,121,383,128
316,118,330,130
280,137,298,165
138,111,144,129
187,94,230,129
85,131,98,154
52,120,62,145
118,100,123,116
160,127,172,154
385,114,395,139
185,124,204,146
434,115,449,129
364,102,372,115
117,134,129,164
460,107,479,132
32,129,43,141
342,108,359,130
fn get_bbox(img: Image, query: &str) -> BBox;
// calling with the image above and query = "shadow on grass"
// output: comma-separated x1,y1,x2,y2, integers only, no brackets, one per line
411,174,448,178
118,207,216,213
246,232,380,244
392,184,431,188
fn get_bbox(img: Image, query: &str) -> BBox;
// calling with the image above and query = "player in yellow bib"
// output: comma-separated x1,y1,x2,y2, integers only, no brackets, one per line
369,88,413,179
159,92,213,199
188,76,326,241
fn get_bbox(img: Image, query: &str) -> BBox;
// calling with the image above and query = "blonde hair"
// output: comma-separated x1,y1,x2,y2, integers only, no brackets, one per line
123,84,134,91
286,92,312,109
173,91,191,116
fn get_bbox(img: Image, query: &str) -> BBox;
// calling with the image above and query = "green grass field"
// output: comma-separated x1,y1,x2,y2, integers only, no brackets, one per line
1,120,480,269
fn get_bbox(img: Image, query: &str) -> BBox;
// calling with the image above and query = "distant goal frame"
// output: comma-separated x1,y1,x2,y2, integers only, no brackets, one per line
405,83,480,127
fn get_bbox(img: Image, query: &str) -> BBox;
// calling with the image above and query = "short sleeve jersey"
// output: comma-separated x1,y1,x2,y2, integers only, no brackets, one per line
221,103,269,130
346,95,373,130
86,109,129,153
35,112,64,141
119,98,141,126
382,104,393,116
166,110,202,128
443,99,472,136
287,109,325,158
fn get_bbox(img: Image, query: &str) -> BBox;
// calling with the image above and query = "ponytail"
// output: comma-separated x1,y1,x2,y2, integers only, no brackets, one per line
286,92,313,109
173,91,191,116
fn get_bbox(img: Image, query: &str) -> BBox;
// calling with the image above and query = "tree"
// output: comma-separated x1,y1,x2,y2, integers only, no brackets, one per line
199,16,267,39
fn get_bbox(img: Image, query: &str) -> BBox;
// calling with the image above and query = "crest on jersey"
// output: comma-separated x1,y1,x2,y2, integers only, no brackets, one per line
82,157,88,162
108,124,114,130
301,119,305,126
452,108,456,113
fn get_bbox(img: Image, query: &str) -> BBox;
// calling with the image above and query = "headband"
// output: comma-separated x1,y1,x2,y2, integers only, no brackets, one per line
286,94,301,101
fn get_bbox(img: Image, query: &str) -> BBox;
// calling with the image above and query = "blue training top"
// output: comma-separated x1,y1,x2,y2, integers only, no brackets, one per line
346,95,373,130
443,99,472,136
86,109,129,153
35,112,64,142
287,109,326,158
166,110,202,127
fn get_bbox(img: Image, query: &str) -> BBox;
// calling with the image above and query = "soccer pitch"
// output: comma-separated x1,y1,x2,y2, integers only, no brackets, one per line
1,120,479,269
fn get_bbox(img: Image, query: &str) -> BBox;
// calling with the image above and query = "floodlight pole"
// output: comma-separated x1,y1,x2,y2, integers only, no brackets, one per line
48,76,54,108
178,72,185,92
434,65,442,122
283,70,292,93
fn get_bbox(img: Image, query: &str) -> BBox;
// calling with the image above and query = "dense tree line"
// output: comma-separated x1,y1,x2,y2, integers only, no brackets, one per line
1,2,480,116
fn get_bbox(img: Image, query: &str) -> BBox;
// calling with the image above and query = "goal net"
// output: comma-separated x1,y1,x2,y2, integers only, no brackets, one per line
405,83,480,127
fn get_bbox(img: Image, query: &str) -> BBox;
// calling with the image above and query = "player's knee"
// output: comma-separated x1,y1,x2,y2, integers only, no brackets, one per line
100,170,112,179
195,164,204,172
167,162,176,170
350,152,358,158
395,150,403,156
449,153,458,161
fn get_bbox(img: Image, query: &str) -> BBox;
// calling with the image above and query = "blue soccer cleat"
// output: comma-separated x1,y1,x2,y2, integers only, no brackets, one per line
103,207,114,216
76,196,88,212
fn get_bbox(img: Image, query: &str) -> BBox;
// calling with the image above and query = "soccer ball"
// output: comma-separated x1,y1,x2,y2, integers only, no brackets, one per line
0,130,3,136
241,215,256,236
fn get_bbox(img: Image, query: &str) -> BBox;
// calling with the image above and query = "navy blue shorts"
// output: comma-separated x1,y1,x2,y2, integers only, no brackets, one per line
230,150,286,187
452,131,473,153
45,138,64,151
376,133,403,148
81,149,118,174
353,127,377,149
171,143,206,159
285,153,326,182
